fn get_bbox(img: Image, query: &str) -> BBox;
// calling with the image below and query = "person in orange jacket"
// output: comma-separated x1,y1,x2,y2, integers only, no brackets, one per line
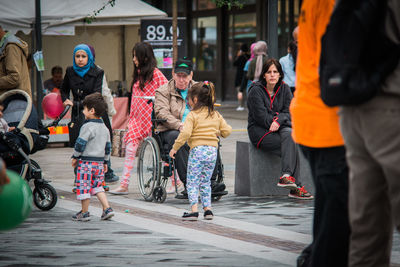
290,0,350,266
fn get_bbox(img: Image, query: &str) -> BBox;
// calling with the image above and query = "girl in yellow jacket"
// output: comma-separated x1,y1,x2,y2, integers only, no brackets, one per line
170,81,232,221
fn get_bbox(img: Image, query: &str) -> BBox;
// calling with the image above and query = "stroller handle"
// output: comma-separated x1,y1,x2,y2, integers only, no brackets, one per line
46,105,71,128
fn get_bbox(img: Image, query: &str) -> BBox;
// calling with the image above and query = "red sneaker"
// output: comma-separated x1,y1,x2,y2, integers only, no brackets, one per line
277,175,297,190
288,186,314,200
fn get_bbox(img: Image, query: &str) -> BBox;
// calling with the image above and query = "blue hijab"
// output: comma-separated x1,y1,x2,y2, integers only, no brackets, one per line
72,44,94,78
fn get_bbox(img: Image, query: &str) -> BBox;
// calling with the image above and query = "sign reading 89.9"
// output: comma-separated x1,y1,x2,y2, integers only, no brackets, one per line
146,25,180,41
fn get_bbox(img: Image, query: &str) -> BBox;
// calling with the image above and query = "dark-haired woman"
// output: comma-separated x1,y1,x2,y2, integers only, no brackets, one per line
110,42,167,194
247,58,312,199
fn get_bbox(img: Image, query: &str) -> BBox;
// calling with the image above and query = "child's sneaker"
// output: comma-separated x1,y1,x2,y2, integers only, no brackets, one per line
101,207,115,220
204,210,214,220
288,186,314,200
72,210,91,221
277,175,297,190
182,211,199,221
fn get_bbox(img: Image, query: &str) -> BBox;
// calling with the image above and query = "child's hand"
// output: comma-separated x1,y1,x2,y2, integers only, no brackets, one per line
104,164,108,173
71,158,77,168
8,126,15,132
169,149,177,159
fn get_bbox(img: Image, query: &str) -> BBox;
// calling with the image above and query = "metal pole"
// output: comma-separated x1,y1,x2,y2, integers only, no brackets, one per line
35,0,43,118
172,0,178,65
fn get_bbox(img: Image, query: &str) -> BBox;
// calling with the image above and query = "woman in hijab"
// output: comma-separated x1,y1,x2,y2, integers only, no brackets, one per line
61,44,111,147
247,41,268,85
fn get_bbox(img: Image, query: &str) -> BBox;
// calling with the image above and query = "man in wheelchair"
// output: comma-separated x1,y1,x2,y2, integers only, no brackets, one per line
154,58,226,199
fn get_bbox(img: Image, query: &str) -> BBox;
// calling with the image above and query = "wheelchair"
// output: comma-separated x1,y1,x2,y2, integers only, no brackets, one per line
136,96,227,203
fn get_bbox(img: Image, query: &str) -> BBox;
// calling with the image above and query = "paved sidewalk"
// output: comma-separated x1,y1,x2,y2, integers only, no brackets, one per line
1,103,399,266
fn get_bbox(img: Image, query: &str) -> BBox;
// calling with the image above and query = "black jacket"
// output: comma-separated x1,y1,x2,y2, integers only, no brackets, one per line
247,80,293,146
60,65,111,146
233,54,249,87
61,66,104,116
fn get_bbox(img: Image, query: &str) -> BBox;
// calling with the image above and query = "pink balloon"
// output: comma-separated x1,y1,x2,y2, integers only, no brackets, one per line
42,93,64,119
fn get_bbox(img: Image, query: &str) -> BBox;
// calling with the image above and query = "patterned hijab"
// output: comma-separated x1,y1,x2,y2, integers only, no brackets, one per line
72,44,94,78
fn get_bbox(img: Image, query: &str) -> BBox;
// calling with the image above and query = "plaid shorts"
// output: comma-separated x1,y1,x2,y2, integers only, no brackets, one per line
76,160,105,200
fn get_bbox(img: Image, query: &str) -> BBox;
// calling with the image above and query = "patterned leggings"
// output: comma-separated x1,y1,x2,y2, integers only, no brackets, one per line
120,141,140,188
187,146,217,208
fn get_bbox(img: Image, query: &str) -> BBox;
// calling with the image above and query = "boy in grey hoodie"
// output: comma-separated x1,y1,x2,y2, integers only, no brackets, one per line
71,92,114,221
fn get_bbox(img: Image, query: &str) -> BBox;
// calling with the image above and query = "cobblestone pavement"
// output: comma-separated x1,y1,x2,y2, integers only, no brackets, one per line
1,103,399,266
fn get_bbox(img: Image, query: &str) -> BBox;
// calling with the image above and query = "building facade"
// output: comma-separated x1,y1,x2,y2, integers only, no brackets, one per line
144,0,301,100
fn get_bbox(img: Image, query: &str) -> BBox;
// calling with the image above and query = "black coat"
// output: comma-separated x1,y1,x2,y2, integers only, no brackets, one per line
247,80,293,146
61,65,111,146
233,54,249,87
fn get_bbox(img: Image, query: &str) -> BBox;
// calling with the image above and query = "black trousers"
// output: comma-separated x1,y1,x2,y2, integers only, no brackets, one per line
159,130,218,185
257,127,301,186
298,145,350,267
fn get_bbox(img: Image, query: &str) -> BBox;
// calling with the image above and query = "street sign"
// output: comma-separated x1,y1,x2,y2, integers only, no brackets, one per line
141,18,186,79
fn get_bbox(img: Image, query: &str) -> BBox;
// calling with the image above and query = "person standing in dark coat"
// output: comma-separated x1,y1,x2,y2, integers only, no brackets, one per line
233,43,249,111
247,58,313,200
61,44,119,185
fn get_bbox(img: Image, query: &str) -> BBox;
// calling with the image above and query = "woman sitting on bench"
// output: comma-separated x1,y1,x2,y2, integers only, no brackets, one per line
247,58,313,200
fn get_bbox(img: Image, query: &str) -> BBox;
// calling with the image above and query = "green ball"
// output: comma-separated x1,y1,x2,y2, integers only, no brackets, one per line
0,170,32,231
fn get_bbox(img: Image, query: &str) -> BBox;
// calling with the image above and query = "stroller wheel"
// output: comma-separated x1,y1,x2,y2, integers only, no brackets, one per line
33,184,58,211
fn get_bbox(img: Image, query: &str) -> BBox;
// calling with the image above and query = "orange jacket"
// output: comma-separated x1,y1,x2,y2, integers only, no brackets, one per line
290,0,344,148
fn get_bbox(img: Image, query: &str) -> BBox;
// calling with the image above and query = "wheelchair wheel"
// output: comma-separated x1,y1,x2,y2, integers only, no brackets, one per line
137,137,161,201
33,183,58,211
153,186,167,203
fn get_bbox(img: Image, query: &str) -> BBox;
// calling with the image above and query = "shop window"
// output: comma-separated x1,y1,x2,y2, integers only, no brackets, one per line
192,16,217,71
228,12,256,68
278,0,301,58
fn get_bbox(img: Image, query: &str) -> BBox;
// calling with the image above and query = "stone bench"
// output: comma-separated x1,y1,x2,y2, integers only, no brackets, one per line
234,140,314,196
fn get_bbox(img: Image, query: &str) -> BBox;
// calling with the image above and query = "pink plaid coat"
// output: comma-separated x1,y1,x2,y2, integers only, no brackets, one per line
124,68,167,144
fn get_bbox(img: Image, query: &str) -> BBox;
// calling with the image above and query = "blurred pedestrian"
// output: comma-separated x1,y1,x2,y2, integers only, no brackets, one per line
339,1,400,266
247,58,313,200
239,42,257,94
0,25,31,97
279,41,297,94
43,66,63,94
169,81,232,220
110,42,167,195
233,43,249,111
247,41,268,84
290,0,350,266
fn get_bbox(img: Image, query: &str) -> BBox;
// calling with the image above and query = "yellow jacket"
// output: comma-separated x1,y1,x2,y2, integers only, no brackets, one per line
172,107,232,151
290,0,344,148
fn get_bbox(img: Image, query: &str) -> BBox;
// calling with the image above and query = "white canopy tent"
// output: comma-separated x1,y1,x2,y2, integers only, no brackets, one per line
0,0,167,35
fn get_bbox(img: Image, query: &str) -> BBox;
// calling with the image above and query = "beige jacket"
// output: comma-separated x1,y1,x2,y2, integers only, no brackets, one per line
154,79,196,132
0,34,31,97
172,107,232,151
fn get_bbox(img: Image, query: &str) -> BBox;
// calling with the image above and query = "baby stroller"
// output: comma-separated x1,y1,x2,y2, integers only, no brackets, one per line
0,89,69,211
